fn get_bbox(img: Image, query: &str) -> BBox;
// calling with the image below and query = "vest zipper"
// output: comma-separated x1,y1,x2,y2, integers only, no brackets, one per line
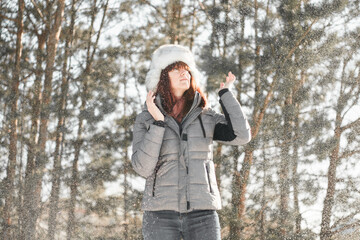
198,115,206,138
205,164,213,193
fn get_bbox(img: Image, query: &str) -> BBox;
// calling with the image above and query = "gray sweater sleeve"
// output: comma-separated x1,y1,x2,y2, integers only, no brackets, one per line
213,90,251,145
131,112,165,178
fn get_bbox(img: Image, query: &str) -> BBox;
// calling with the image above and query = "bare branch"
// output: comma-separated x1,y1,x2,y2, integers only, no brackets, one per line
140,0,165,20
25,10,40,37
252,75,277,138
339,149,360,160
30,0,44,19
0,14,17,22
340,118,360,132
89,0,109,65
331,220,360,236
342,74,360,119
197,0,212,23
331,212,360,230
283,18,318,64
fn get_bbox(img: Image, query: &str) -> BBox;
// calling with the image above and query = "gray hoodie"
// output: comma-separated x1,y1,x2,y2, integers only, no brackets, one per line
131,90,251,213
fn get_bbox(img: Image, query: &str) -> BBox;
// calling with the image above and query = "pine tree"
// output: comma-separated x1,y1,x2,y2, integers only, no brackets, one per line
66,1,110,238
20,2,50,237
2,1,24,239
21,1,65,239
47,0,77,238
1,0,359,239
319,27,360,240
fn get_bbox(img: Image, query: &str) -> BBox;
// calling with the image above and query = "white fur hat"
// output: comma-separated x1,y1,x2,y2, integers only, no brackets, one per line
145,44,200,91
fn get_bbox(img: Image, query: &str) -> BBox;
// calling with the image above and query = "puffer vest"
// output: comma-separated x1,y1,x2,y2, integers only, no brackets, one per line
131,90,251,213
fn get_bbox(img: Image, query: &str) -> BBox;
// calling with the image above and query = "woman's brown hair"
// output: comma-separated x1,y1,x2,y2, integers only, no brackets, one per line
155,61,207,122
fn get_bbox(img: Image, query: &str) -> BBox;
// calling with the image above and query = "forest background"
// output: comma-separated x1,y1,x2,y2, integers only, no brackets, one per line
1,0,360,239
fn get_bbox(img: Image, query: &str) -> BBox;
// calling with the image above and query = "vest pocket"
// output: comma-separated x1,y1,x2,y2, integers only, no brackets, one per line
205,163,213,194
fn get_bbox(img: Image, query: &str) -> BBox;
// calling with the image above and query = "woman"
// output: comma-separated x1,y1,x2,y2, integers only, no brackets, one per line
131,44,251,240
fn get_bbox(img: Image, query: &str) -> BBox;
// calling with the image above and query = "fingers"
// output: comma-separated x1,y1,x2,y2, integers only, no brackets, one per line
146,91,155,110
147,90,155,101
146,91,164,121
228,71,236,82
220,72,236,90
225,73,234,83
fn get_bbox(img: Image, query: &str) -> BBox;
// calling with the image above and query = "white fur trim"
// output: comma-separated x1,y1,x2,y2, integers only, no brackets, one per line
145,44,200,91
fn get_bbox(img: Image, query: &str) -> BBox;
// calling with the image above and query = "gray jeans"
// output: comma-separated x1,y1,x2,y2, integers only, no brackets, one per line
142,210,221,240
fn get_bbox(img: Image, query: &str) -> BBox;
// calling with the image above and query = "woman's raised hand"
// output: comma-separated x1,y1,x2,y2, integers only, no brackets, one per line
220,71,236,90
146,91,164,121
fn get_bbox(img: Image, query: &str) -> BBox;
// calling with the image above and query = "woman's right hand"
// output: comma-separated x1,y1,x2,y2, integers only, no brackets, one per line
146,91,164,121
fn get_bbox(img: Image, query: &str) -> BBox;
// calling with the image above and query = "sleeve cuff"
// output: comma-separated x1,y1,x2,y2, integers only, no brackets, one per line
153,120,165,127
218,88,229,97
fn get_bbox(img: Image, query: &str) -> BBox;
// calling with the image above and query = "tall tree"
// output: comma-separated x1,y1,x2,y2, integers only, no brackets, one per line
291,71,306,239
235,0,345,238
1,0,360,239
2,0,24,239
277,1,306,236
320,29,360,239
168,0,182,44
47,0,77,238
67,1,109,238
21,1,65,239
19,1,49,237
137,0,200,47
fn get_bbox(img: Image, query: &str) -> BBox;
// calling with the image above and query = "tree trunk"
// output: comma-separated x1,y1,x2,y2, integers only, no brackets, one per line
67,61,89,240
292,102,301,238
66,2,108,238
123,64,129,240
3,1,24,239
168,0,182,44
48,1,76,238
20,26,48,239
229,147,242,239
260,143,268,240
235,1,261,236
20,32,47,240
228,5,246,238
222,1,229,58
123,163,129,239
236,12,245,100
238,147,254,214
66,132,83,240
320,114,342,240
188,0,196,50
209,0,217,51
16,109,26,239
319,54,355,240
279,92,292,237
22,1,65,239
292,70,306,238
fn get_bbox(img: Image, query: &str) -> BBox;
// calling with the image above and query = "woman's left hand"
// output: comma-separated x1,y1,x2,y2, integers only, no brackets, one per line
220,71,236,90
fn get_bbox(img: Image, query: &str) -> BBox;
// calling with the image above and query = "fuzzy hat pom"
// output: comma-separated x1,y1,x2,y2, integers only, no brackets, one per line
145,44,200,91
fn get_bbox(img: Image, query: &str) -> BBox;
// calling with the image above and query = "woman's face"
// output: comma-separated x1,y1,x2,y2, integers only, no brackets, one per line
168,66,191,98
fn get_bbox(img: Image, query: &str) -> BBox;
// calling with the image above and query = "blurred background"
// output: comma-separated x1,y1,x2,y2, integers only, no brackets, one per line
1,0,360,239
